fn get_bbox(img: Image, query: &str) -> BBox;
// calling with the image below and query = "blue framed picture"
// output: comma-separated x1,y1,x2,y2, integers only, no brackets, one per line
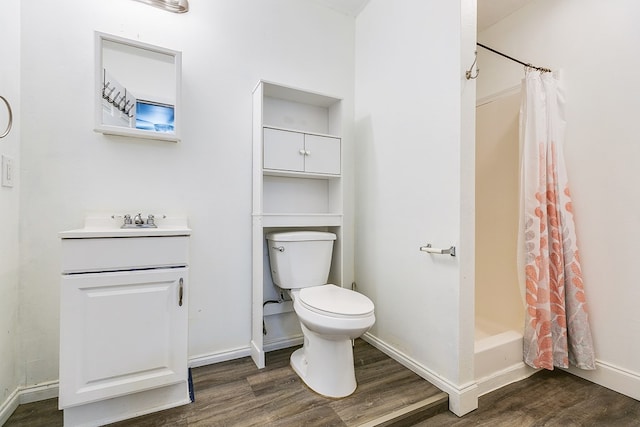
135,100,175,133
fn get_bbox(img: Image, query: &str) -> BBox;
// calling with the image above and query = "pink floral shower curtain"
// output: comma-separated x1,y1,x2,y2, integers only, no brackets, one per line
519,70,595,370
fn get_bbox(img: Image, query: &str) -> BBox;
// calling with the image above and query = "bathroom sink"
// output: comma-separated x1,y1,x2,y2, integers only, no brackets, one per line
59,214,191,238
59,214,190,273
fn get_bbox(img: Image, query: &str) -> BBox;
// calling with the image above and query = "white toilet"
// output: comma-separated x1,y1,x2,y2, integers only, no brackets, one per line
266,231,375,398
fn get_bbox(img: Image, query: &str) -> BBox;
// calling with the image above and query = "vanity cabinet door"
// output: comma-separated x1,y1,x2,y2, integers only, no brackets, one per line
59,267,188,408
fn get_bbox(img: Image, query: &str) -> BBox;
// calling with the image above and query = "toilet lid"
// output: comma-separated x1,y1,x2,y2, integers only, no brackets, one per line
298,285,374,317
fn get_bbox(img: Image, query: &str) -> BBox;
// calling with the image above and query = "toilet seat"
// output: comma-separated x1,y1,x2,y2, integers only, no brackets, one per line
298,284,374,318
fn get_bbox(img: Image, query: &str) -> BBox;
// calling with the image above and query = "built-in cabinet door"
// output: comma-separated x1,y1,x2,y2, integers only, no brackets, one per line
304,134,341,174
59,267,188,408
263,127,305,172
263,127,341,175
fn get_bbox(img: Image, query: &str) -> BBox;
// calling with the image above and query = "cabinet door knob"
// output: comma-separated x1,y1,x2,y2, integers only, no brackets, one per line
305,150,311,156
299,149,306,155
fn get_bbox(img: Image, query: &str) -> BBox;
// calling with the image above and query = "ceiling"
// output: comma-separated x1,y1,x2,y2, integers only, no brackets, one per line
477,0,534,31
310,0,370,16
311,0,534,30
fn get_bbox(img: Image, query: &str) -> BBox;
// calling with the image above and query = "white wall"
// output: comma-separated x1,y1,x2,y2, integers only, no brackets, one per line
17,0,355,389
0,0,22,422
475,92,523,332
478,0,640,399
354,0,477,415
15,0,638,416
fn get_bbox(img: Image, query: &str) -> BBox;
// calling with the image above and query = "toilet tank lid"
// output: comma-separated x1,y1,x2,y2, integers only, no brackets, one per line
266,231,336,242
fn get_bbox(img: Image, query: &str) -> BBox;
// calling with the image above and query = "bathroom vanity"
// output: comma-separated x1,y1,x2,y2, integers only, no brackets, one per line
58,215,191,426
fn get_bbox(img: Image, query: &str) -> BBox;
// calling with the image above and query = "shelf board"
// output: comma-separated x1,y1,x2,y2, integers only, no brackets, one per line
261,213,342,227
263,169,340,179
263,300,294,316
263,125,340,140
94,125,180,143
261,81,341,108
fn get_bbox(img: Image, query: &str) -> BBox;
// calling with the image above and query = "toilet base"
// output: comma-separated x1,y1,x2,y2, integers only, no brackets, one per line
290,325,357,398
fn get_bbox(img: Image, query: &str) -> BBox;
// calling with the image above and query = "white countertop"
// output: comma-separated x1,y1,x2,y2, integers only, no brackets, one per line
59,214,191,239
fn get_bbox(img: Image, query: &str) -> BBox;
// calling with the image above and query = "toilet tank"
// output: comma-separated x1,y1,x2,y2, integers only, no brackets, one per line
266,231,336,289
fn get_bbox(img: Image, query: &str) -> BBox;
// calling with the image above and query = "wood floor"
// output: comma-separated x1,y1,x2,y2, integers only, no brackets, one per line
418,369,640,427
5,340,640,426
4,339,447,427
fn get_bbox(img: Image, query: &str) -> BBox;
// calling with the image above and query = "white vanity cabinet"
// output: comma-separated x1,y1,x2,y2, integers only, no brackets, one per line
263,127,341,175
59,219,191,426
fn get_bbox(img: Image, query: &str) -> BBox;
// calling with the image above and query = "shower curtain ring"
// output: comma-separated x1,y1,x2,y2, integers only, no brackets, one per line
465,51,479,80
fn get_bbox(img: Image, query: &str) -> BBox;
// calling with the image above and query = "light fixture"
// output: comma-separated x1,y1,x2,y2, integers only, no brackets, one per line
133,0,189,13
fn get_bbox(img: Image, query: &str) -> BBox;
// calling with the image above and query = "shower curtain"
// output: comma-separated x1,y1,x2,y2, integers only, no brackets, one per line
519,70,595,370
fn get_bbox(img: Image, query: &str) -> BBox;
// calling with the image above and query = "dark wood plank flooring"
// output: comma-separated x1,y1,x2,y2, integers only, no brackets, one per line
417,369,640,427
4,339,447,426
6,341,640,426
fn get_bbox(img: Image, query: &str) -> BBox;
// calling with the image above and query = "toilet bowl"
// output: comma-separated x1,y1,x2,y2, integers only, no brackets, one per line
289,285,375,397
266,231,375,398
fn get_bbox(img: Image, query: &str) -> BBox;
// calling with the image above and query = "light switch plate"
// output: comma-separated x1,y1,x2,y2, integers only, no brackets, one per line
2,155,14,187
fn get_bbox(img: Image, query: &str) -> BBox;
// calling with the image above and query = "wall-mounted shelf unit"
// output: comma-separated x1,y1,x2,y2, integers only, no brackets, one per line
94,32,182,142
251,81,343,368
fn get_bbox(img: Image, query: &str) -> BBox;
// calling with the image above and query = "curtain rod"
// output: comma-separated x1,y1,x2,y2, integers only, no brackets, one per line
477,43,552,73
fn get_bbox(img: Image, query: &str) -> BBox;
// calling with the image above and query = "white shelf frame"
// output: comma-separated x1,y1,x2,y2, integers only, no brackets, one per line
251,81,343,368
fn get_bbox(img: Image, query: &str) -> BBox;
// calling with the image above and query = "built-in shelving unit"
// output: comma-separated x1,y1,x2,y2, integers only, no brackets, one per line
251,81,343,368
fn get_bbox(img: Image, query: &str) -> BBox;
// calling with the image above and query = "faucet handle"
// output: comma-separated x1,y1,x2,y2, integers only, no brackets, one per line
146,214,155,226
123,214,132,225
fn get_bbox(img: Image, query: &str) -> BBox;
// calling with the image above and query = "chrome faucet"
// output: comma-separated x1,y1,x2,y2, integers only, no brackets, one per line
119,213,159,228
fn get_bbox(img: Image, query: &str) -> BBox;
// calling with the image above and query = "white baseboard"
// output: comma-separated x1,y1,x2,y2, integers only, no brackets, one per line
188,346,252,368
362,333,478,416
18,380,59,404
567,359,640,401
476,361,538,397
0,388,20,426
264,335,303,352
250,340,265,369
189,337,302,370
362,333,640,416
0,380,59,425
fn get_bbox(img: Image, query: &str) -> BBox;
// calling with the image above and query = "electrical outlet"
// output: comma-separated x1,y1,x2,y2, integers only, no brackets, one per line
2,155,14,188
